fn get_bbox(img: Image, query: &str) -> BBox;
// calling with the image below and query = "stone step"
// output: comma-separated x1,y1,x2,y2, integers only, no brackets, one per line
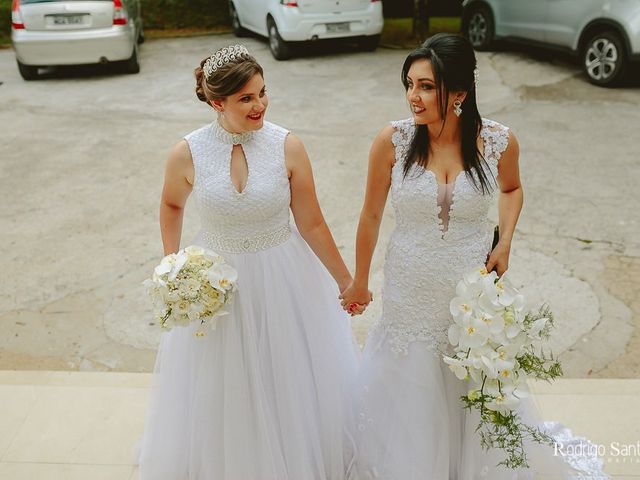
0,371,638,479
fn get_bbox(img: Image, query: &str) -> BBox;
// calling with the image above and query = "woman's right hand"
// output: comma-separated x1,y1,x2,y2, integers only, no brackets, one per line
339,281,373,316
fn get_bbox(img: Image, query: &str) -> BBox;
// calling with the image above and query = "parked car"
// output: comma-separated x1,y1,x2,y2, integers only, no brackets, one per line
11,0,143,80
462,0,640,86
229,0,384,60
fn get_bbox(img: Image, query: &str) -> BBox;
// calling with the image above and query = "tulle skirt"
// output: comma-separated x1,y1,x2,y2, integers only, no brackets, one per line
139,229,360,480
353,330,609,480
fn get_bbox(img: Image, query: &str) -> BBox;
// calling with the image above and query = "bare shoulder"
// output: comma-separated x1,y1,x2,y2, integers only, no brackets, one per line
376,123,396,146
166,139,195,185
284,132,311,176
170,139,192,159
502,128,520,163
370,124,396,167
284,132,307,157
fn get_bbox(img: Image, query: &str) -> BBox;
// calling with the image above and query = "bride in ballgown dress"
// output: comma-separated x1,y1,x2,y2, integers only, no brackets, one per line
340,34,609,479
138,46,362,480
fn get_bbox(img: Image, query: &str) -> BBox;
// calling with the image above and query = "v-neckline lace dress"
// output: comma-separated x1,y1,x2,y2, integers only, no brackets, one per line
352,118,610,480
139,120,360,480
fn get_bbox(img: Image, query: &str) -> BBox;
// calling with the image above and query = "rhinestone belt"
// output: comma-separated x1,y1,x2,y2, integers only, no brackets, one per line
203,224,292,254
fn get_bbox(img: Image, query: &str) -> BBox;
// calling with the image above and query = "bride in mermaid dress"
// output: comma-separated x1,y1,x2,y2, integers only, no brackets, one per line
340,34,609,479
138,46,363,480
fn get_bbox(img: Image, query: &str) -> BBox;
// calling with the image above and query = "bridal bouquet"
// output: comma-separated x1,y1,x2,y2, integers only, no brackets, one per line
443,266,563,469
143,245,237,335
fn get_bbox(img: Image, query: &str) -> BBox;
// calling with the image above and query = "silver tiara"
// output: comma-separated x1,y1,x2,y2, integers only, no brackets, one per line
203,45,250,79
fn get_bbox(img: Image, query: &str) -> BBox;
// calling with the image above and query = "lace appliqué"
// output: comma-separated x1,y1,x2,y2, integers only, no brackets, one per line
543,421,611,479
370,321,450,357
480,118,509,167
390,119,414,166
374,118,510,357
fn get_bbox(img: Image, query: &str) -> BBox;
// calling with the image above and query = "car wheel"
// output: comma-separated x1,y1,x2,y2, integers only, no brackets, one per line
229,2,247,37
465,6,494,51
358,34,381,52
17,60,38,81
583,31,626,87
122,44,140,74
268,19,292,61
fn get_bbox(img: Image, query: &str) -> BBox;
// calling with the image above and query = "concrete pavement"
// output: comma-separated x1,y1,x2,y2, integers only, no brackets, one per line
0,34,638,377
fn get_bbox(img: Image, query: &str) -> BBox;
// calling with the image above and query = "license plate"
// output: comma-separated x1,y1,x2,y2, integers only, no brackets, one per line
50,14,85,25
326,22,350,33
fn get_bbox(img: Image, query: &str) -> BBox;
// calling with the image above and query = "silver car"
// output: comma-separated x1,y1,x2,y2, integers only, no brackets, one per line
11,0,143,80
462,0,640,86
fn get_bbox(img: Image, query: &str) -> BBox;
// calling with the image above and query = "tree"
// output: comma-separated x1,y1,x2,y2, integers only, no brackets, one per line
412,0,429,40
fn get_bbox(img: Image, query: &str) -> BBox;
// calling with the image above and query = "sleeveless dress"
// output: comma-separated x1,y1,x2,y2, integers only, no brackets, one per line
139,120,359,480
353,118,610,480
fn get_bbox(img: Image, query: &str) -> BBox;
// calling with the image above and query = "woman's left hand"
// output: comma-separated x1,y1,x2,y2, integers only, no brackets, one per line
339,281,373,316
486,241,510,277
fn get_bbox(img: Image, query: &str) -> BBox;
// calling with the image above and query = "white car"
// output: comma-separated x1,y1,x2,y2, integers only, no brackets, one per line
11,0,143,80
229,0,384,60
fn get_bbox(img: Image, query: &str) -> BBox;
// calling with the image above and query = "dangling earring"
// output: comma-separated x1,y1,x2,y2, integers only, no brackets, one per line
453,99,462,117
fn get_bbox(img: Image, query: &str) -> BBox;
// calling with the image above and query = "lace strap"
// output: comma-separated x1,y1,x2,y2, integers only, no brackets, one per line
480,119,510,166
390,118,414,147
390,118,415,165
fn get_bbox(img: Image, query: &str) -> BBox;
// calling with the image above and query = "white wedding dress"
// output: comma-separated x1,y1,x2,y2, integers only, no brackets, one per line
138,120,359,480
353,118,610,480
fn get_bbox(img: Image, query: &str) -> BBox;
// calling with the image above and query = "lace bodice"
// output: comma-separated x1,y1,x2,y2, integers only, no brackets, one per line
371,118,510,356
185,121,292,254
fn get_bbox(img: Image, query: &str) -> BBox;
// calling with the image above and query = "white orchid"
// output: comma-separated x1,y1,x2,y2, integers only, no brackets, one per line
463,266,491,284
455,275,484,299
443,267,562,468
168,251,189,281
485,380,530,413
208,263,238,293
527,317,549,339
443,356,471,380
450,296,475,320
444,265,562,469
485,391,520,413
459,316,491,349
154,258,173,278
480,311,506,336
184,245,205,257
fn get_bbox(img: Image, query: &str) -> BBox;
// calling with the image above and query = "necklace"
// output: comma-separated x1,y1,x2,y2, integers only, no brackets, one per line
211,120,254,145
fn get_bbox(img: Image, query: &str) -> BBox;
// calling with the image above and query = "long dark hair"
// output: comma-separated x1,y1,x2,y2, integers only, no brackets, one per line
401,33,494,194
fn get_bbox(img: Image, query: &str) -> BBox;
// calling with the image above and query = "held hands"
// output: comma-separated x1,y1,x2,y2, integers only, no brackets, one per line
486,240,511,277
339,280,374,317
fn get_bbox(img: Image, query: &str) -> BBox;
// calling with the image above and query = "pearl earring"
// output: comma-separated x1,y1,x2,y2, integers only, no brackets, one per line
453,99,462,117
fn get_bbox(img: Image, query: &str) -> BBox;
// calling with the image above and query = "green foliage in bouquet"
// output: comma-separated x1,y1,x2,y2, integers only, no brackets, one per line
459,306,563,469
518,306,564,381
